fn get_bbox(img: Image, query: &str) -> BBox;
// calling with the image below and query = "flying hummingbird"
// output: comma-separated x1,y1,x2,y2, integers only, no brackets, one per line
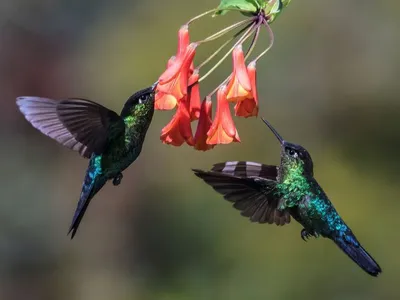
16,82,158,238
193,117,382,276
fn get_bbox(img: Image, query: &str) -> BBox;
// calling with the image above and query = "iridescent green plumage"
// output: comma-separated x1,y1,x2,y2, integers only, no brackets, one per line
16,83,157,238
193,117,382,277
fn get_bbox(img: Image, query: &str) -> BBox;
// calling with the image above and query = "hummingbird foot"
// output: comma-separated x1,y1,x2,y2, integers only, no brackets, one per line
113,173,123,186
301,229,314,242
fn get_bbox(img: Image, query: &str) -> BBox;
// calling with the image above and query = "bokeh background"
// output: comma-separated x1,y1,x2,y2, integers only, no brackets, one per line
1,0,399,299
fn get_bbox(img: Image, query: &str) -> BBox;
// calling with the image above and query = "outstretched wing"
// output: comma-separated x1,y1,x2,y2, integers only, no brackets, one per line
211,161,278,180
17,97,125,158
193,166,290,225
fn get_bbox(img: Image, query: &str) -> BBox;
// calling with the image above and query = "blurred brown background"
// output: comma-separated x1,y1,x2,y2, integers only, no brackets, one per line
1,0,399,299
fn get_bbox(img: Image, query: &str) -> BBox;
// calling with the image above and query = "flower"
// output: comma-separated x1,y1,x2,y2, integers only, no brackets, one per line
155,56,179,110
160,99,194,146
194,98,214,151
187,69,201,121
226,45,252,102
234,61,258,117
207,86,240,145
156,43,197,109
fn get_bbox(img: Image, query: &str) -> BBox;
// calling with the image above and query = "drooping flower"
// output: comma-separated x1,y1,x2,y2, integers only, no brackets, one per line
155,56,178,110
187,69,201,121
194,97,214,151
234,61,258,117
160,98,194,146
207,86,240,145
156,43,197,109
226,45,252,102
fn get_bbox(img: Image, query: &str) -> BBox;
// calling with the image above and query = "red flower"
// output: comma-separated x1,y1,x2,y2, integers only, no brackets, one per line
226,45,252,102
194,98,214,151
187,69,201,121
156,43,197,107
234,62,258,117
155,56,178,110
207,86,240,145
160,99,194,146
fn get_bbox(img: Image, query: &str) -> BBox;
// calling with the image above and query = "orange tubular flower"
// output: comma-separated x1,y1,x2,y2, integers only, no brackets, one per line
155,57,178,110
226,45,252,102
160,99,194,146
187,69,201,121
194,98,214,151
157,43,197,107
207,87,240,145
234,62,258,117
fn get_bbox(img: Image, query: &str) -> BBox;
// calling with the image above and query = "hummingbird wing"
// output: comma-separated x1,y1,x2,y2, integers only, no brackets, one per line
211,161,278,179
16,97,125,158
193,168,290,225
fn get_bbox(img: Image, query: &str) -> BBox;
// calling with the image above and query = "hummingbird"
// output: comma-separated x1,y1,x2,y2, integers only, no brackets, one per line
16,82,158,238
193,117,382,276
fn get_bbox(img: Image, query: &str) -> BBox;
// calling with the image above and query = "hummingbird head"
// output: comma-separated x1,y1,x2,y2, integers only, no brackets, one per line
261,117,314,176
120,81,158,118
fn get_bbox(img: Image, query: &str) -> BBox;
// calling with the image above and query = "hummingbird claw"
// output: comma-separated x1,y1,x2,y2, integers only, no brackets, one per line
301,229,312,242
113,173,123,186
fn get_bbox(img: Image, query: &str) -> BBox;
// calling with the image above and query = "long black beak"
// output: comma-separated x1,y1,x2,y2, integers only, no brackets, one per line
261,117,285,145
151,81,159,91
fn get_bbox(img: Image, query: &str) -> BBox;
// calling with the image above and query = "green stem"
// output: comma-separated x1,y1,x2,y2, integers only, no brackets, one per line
196,23,253,70
186,9,217,25
244,21,261,60
251,19,274,63
197,18,253,44
199,22,257,84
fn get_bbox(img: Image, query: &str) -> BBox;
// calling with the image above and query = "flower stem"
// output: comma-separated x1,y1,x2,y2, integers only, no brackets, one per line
199,22,257,84
197,18,254,44
196,23,253,70
244,20,261,60
186,9,217,25
251,18,274,63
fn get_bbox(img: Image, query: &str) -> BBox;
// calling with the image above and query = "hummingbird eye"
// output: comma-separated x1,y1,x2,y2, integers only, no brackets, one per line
287,148,297,157
138,94,148,104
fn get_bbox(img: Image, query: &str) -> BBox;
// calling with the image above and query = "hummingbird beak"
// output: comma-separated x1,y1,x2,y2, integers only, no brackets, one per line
261,117,285,145
151,81,159,91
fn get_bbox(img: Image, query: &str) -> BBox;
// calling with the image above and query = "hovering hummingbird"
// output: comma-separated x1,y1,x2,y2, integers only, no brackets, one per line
193,117,382,276
16,82,158,238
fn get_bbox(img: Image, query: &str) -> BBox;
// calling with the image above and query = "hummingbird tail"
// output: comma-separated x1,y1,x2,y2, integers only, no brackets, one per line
68,163,107,239
333,234,382,277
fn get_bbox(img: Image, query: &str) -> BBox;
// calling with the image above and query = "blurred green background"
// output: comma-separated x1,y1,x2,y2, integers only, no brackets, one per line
1,0,399,299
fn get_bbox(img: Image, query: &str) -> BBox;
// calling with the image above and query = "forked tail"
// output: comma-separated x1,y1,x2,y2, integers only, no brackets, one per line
334,233,382,277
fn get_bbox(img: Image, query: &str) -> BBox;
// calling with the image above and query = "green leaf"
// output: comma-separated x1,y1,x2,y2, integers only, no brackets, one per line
214,0,261,16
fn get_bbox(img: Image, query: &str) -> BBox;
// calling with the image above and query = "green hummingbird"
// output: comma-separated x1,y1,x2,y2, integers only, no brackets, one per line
193,117,382,276
16,83,157,238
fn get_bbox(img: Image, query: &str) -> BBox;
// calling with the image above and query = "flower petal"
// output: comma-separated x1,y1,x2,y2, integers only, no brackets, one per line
177,25,189,57
157,43,197,104
160,99,194,146
194,98,214,151
226,45,252,102
155,92,178,110
188,70,201,121
234,62,258,117
207,87,240,145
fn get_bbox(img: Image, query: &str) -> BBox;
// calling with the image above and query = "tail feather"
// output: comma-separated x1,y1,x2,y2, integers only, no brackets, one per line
68,164,106,239
334,234,382,277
